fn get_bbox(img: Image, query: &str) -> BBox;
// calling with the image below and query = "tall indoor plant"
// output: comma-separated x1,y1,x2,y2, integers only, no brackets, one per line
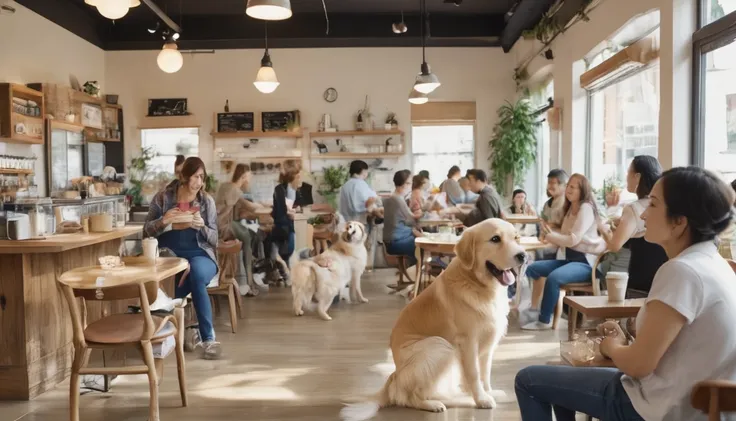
488,99,539,196
316,165,349,209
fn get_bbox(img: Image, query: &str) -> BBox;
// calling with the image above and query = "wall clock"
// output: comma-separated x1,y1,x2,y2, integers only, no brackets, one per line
323,87,338,103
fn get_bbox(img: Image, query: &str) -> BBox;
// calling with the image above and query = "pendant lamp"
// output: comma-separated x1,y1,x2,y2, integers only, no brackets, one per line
413,0,441,94
254,23,280,93
157,42,184,74
85,0,140,6
246,0,292,21
96,0,130,20
408,89,428,104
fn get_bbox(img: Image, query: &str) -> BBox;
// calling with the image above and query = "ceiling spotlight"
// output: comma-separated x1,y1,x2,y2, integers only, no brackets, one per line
172,32,180,41
246,0,292,21
148,21,160,34
392,11,407,34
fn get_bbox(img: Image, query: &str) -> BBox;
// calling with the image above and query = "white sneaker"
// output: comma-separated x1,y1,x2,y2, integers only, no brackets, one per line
521,321,553,331
196,341,223,360
518,308,540,326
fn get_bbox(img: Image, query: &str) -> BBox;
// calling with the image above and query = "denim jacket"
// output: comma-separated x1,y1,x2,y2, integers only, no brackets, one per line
143,180,218,263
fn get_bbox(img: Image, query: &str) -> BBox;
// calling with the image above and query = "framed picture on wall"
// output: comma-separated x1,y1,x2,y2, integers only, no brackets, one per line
147,98,189,116
81,103,103,129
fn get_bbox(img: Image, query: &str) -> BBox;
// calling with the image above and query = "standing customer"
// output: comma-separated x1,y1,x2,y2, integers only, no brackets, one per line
339,160,379,223
598,156,668,296
270,165,302,283
514,166,736,421
144,157,222,359
462,169,504,227
520,173,605,330
383,170,422,267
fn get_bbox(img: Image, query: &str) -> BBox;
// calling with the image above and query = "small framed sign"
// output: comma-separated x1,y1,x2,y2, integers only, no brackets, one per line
217,112,255,132
261,110,300,132
147,98,189,117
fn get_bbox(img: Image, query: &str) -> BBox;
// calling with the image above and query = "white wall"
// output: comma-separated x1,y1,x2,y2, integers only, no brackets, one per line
0,3,106,194
513,0,695,173
104,47,517,190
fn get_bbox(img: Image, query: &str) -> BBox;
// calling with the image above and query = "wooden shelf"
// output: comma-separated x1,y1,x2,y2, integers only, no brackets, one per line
309,129,403,137
211,130,303,138
138,115,200,129
1,83,45,145
87,137,120,142
0,168,33,175
72,90,103,105
9,84,43,100
312,152,404,159
0,134,44,145
50,120,85,133
12,112,43,124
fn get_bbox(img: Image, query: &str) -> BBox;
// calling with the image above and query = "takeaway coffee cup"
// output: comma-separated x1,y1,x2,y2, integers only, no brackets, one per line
142,238,159,264
606,271,629,302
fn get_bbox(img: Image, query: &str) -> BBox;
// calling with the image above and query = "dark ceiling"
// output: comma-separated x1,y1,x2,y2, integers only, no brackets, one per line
16,0,557,52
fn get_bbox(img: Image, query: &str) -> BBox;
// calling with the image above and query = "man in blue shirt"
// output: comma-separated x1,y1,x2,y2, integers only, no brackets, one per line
339,160,379,223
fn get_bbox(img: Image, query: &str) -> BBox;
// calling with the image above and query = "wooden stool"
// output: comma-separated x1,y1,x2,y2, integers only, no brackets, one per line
208,240,245,334
551,252,609,330
380,242,414,292
57,257,189,421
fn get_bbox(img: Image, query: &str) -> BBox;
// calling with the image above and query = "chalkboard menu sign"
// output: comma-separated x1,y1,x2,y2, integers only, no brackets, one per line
216,112,255,132
261,110,300,132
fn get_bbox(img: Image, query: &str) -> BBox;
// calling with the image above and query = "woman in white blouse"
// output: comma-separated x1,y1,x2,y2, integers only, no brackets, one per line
515,166,736,421
520,173,605,330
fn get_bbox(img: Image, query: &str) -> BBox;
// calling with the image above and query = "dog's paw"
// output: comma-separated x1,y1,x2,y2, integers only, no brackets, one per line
319,313,332,321
359,297,369,303
474,392,496,409
294,309,304,316
419,400,446,413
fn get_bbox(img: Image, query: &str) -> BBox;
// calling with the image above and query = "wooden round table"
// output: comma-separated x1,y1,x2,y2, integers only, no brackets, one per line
59,256,189,289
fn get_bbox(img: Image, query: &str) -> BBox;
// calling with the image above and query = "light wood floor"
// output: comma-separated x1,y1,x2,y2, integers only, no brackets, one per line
3,269,567,421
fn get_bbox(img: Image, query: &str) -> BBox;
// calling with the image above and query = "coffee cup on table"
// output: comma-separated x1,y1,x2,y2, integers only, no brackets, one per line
142,238,159,264
606,272,629,302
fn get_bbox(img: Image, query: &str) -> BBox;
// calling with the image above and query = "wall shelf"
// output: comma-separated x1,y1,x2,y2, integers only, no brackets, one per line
49,120,85,133
309,129,403,137
0,168,33,175
0,83,45,145
312,152,404,159
138,115,200,129
211,130,303,138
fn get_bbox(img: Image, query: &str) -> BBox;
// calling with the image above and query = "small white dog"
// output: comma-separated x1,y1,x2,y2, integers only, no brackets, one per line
290,221,369,320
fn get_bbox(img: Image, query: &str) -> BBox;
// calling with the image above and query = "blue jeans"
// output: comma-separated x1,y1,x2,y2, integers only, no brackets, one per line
386,234,417,267
526,259,593,324
515,365,644,421
174,252,218,342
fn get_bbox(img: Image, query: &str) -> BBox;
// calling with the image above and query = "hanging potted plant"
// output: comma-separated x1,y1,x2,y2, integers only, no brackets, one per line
315,165,349,209
488,99,539,197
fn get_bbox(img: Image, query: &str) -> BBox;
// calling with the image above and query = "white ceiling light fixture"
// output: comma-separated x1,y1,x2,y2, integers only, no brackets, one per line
408,89,428,104
157,41,184,74
246,0,292,21
254,23,280,93
412,0,441,94
85,0,140,6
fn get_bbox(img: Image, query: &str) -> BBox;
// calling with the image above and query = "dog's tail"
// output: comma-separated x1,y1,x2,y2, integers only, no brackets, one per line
290,259,319,315
289,247,312,269
339,373,394,421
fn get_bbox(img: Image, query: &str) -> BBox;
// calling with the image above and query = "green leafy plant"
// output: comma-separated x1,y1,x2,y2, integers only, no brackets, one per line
488,99,539,196
314,165,349,209
205,174,218,193
124,146,158,206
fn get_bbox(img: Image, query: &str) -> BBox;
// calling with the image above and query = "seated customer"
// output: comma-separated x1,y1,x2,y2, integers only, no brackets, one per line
508,188,537,236
383,170,422,267
521,173,605,331
144,157,221,359
458,176,479,203
440,165,466,205
462,169,504,227
515,166,736,421
598,156,668,297
409,174,430,215
215,163,265,296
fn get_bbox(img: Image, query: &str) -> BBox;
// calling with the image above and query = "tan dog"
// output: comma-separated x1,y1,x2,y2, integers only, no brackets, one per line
290,221,369,321
341,219,527,419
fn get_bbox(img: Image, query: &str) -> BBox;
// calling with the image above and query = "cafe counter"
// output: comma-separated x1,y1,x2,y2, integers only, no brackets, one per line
0,225,142,400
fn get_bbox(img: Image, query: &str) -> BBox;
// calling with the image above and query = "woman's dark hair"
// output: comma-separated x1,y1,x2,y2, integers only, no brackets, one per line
447,166,461,178
660,166,735,244
547,168,569,185
563,173,599,216
393,170,412,187
349,160,369,176
412,174,427,191
631,155,662,199
466,169,488,183
511,189,527,214
175,155,186,168
280,166,300,185
731,178,736,197
418,170,430,179
180,157,207,187
231,163,250,183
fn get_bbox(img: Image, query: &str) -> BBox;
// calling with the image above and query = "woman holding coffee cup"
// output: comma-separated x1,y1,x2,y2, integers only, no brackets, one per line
597,155,669,297
144,157,222,360
515,166,736,421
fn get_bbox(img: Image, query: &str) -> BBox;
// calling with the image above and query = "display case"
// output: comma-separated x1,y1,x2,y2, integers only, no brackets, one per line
11,197,55,237
52,195,128,228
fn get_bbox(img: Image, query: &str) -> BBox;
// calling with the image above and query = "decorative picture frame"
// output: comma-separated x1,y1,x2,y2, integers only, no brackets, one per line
81,103,103,129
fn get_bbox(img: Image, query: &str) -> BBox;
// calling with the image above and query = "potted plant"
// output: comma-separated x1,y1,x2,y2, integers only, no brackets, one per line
315,165,349,209
356,95,373,131
385,112,398,130
286,117,300,133
124,146,158,206
488,99,539,197
603,175,623,207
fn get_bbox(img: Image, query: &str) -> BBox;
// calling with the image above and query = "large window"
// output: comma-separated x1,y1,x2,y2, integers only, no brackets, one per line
587,65,660,196
140,128,199,177
411,124,474,183
694,1,736,182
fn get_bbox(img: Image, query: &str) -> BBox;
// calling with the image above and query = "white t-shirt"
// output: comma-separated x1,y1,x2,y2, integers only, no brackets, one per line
621,241,736,421
627,197,649,239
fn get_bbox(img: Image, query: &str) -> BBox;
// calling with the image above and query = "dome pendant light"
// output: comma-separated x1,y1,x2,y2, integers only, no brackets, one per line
157,41,184,74
95,0,131,20
254,24,280,94
412,0,441,94
246,0,292,21
408,88,428,105
85,0,140,6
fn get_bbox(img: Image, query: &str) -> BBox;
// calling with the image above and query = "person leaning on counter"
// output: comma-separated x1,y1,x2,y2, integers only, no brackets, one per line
144,156,223,360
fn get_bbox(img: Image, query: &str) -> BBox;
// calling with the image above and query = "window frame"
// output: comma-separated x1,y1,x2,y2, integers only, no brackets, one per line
409,121,477,173
692,3,736,167
140,127,200,177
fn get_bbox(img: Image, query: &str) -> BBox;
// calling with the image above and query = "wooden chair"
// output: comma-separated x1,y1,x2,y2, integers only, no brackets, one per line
208,240,245,333
551,252,610,329
380,241,414,292
57,264,188,421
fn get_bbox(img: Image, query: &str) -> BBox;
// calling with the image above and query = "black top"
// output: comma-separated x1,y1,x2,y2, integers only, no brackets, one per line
626,237,668,293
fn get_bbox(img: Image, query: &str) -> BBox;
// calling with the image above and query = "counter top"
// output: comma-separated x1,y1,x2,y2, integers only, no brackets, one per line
0,225,142,254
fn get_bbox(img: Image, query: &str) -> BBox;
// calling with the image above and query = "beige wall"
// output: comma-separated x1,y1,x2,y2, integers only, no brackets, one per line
104,47,516,180
0,4,106,194
513,0,695,173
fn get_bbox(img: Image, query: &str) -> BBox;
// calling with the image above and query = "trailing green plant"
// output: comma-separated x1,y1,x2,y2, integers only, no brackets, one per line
488,99,539,196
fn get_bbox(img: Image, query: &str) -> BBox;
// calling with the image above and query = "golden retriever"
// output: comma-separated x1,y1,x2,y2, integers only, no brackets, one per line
340,219,527,419
290,221,369,320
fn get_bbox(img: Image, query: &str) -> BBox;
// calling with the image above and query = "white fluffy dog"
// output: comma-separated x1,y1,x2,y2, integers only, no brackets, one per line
340,219,528,419
290,221,369,321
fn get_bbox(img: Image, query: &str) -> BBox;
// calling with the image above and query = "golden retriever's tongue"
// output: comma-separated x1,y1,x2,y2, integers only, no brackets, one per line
502,270,516,286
